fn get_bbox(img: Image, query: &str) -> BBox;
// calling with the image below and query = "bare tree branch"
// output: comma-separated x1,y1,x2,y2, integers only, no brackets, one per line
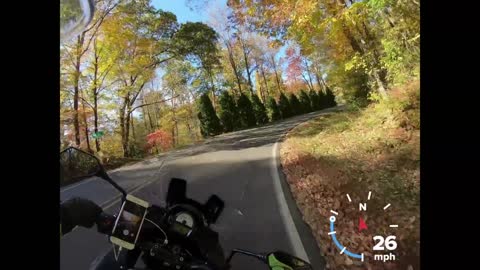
62,89,95,109
80,0,121,56
128,95,179,115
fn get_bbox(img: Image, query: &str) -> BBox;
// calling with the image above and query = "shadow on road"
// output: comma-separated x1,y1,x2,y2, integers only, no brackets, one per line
137,108,344,166
130,152,325,270
61,108,343,270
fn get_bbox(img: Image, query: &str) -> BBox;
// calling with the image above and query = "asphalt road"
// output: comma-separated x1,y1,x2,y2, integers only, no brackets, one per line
60,107,342,270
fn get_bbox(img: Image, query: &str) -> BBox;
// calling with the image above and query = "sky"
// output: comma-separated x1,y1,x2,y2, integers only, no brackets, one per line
146,0,289,102
151,0,227,23
151,0,287,65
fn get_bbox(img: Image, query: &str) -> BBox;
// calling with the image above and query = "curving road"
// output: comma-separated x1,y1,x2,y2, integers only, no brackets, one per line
60,107,342,270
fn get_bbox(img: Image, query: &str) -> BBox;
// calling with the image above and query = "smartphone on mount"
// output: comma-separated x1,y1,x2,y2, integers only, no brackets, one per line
110,194,149,250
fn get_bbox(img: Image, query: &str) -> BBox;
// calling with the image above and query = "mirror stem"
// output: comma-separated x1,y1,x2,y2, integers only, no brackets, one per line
98,170,127,199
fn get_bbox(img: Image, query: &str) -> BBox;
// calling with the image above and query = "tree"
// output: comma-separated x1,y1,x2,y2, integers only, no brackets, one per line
218,91,240,132
288,93,303,115
278,92,292,119
299,90,313,113
146,129,173,153
318,90,328,110
197,93,222,137
176,22,221,105
60,0,120,148
235,25,257,93
208,5,245,96
325,87,337,107
229,0,420,100
99,1,179,157
251,94,269,125
309,89,320,111
266,96,281,121
99,1,221,157
285,45,303,86
236,93,257,128
267,44,285,96
198,112,207,138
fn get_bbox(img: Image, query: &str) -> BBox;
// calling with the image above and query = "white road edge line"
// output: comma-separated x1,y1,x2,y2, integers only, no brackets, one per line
60,160,155,193
271,141,309,263
60,178,95,193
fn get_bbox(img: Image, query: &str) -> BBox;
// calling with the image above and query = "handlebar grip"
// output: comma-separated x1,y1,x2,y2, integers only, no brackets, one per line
96,212,116,235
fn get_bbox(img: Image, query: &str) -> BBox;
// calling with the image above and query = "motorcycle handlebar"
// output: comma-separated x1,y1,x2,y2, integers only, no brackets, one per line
94,211,219,270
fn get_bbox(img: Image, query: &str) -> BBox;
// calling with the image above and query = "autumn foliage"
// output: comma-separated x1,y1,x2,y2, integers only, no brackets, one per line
146,130,173,153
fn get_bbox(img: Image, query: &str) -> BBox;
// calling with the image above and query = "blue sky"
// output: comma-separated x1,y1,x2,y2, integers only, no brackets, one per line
151,0,227,23
149,0,288,85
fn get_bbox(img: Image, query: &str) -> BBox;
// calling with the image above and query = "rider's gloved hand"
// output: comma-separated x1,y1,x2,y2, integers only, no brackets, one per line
60,197,102,235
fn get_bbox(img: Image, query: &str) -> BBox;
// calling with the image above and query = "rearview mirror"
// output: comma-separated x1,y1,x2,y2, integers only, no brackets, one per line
60,147,127,197
60,147,103,185
267,251,312,270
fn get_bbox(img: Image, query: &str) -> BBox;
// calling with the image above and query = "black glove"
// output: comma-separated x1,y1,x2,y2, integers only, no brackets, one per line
60,197,102,235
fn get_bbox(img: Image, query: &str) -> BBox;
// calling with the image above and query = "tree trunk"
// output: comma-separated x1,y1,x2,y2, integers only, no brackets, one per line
153,96,161,129
320,77,329,92
315,73,324,92
73,83,81,146
93,98,100,152
186,121,195,142
80,90,92,153
186,103,199,141
337,2,389,97
124,108,131,157
226,42,242,96
140,91,150,133
303,59,315,91
92,44,101,152
142,106,149,132
147,105,155,131
123,82,146,157
131,115,136,141
208,70,216,107
271,55,283,95
119,97,130,157
72,35,84,147
239,38,254,93
360,21,389,95
373,71,388,98
259,63,270,97
171,128,176,147
171,89,178,147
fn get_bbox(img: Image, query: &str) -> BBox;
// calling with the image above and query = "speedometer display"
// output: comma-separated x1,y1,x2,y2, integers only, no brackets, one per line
172,212,194,237
172,222,192,236
175,212,194,228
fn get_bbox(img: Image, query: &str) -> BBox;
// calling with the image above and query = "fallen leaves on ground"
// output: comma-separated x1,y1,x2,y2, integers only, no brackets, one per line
280,98,420,270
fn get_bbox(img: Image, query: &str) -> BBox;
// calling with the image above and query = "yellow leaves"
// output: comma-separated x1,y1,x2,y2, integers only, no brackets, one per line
247,7,256,17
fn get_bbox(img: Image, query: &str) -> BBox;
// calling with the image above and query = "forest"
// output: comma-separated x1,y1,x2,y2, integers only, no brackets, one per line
60,0,419,167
